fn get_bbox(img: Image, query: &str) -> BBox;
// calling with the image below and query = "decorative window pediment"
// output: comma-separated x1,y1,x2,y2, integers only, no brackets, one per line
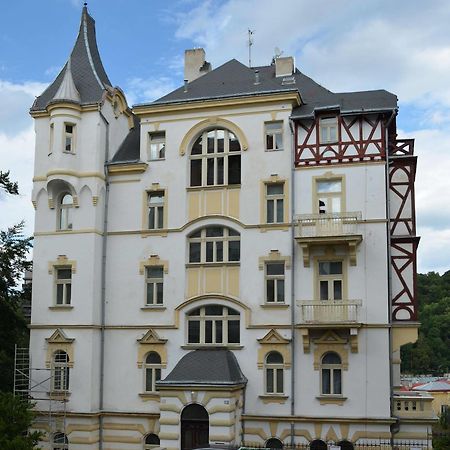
313,330,349,371
257,329,291,368
137,329,167,368
45,329,75,368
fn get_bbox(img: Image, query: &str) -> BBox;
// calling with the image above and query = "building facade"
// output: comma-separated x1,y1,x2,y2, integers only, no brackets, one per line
28,6,435,450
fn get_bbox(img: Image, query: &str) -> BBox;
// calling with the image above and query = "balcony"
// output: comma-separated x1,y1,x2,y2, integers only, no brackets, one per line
295,212,363,266
297,299,362,325
392,391,436,421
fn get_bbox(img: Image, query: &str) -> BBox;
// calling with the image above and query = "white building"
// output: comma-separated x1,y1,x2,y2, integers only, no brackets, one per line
28,6,435,450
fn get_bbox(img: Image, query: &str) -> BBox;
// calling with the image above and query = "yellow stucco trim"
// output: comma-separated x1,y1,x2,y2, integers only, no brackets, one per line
179,117,249,156
313,330,349,370
48,255,77,274
257,329,291,368
392,325,419,352
45,329,75,367
139,255,169,275
108,163,148,175
133,91,301,117
136,329,168,367
317,396,347,405
258,250,292,270
33,170,105,182
259,395,289,404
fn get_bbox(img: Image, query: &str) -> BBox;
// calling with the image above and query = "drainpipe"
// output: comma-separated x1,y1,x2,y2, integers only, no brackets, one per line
289,118,296,446
384,108,397,448
98,106,110,450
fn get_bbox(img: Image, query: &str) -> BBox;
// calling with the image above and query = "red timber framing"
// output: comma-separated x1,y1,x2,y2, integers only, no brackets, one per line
294,114,387,166
389,139,419,321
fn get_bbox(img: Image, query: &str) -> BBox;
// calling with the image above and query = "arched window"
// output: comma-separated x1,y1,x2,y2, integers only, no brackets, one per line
190,128,241,187
144,352,161,393
188,226,240,264
187,305,240,345
58,193,73,230
321,352,342,395
52,432,68,450
52,351,69,392
266,437,283,449
310,440,327,450
144,433,160,449
338,441,354,450
265,351,284,395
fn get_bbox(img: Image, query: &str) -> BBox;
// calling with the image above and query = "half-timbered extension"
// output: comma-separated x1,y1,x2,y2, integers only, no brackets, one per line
27,6,432,450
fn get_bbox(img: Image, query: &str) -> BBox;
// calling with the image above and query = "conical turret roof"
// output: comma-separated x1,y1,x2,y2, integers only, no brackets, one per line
31,5,112,112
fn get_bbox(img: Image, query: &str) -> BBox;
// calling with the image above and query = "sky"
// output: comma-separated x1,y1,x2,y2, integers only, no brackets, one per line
0,0,449,274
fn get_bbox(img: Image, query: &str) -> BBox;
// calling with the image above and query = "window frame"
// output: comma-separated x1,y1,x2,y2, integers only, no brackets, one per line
320,352,343,396
52,350,70,392
147,190,165,230
319,116,338,144
55,267,72,306
265,261,285,304
265,182,285,224
148,131,166,161
189,128,241,187
188,226,240,264
143,352,162,393
314,176,343,215
316,259,345,301
187,305,240,346
264,351,284,395
58,193,74,230
64,123,76,153
265,121,283,151
52,432,69,450
145,266,164,306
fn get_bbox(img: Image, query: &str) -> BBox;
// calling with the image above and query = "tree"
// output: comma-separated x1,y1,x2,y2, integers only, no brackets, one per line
0,392,42,450
0,171,32,392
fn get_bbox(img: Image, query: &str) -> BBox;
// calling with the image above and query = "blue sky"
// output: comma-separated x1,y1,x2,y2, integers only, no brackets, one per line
1,0,450,273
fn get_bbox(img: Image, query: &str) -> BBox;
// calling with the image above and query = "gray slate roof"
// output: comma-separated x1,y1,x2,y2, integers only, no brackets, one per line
111,116,140,163
157,349,247,387
31,6,112,112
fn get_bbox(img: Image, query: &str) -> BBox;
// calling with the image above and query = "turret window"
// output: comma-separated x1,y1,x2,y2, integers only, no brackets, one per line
58,193,74,230
64,123,75,153
190,128,241,187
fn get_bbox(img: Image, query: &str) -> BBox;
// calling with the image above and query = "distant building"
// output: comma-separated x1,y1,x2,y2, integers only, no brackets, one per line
28,5,435,450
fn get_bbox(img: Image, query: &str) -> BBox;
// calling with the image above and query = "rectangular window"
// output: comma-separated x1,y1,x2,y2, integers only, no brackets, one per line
319,117,338,143
265,262,285,303
64,124,75,153
318,261,343,301
146,267,164,305
316,179,342,214
148,191,164,229
148,131,166,160
266,183,284,223
56,268,72,305
265,121,283,151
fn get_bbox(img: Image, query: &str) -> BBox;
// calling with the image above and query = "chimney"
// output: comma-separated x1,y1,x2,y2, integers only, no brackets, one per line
275,56,294,78
184,48,212,83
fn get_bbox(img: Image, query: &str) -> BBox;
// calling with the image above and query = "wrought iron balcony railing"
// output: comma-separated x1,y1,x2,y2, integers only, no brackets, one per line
297,299,362,324
295,212,362,239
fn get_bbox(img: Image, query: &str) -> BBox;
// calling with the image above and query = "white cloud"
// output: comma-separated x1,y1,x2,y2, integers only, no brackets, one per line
125,76,178,106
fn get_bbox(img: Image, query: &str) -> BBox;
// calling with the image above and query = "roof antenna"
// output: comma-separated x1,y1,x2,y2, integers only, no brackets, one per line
248,29,255,68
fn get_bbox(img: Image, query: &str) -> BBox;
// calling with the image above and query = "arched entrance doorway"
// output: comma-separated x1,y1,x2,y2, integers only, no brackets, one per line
181,403,209,450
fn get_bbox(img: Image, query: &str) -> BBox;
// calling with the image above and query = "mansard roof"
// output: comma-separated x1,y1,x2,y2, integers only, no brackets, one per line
157,349,247,387
30,6,112,112
140,58,397,119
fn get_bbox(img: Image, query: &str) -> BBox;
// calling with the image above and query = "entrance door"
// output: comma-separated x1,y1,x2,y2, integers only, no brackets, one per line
181,404,209,450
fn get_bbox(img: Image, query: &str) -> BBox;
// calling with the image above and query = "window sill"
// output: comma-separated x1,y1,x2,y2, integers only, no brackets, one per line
316,395,347,405
141,306,166,311
139,392,160,401
56,229,75,233
147,158,165,162
181,344,244,350
259,394,288,404
265,148,284,152
187,184,241,191
63,151,76,155
49,305,73,310
259,223,290,232
186,262,240,268
260,303,289,309
141,229,168,238
49,391,71,400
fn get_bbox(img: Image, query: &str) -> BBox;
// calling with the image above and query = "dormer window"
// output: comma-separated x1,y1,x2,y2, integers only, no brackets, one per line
319,117,338,144
64,124,75,153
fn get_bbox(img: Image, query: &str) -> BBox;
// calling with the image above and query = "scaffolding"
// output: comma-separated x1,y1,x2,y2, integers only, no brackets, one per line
14,345,68,443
